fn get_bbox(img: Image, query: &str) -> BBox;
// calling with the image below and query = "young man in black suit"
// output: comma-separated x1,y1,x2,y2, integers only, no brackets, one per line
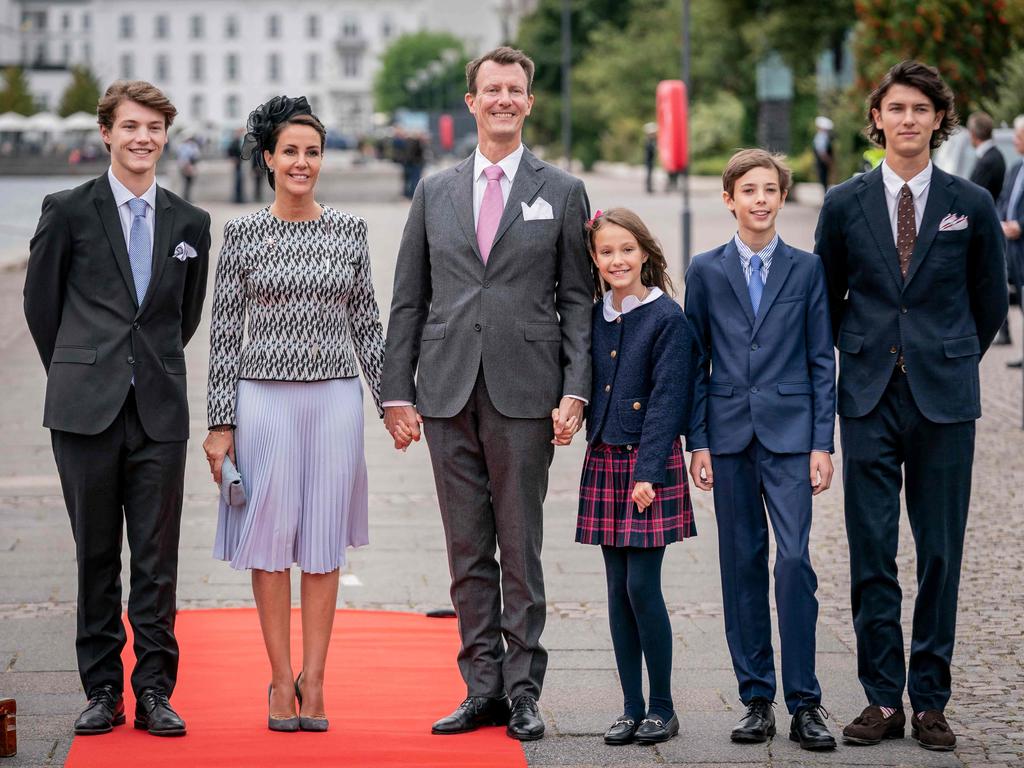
814,61,1006,753
24,81,211,737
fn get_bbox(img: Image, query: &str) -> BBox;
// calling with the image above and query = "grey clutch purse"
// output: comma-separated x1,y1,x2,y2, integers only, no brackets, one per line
220,455,246,507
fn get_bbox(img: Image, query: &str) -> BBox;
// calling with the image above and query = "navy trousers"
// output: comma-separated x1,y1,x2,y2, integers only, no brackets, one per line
711,439,822,714
841,371,974,713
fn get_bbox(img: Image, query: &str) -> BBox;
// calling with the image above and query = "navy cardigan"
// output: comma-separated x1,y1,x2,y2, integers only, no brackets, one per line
585,294,699,484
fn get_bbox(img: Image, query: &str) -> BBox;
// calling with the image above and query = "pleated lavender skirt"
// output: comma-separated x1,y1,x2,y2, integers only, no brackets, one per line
213,377,368,574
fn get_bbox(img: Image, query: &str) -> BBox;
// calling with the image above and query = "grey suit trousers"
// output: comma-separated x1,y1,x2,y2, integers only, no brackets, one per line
423,368,554,701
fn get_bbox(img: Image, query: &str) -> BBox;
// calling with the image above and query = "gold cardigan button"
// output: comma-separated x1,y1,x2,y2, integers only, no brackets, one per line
632,401,641,410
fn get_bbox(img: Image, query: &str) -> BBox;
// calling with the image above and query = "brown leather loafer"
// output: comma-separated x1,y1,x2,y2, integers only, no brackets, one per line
912,710,956,751
842,705,905,745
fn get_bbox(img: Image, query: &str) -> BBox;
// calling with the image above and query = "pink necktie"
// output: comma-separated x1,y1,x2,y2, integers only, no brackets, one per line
476,164,505,263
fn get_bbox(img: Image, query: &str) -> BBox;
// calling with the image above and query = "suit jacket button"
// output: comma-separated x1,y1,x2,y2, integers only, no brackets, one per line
483,281,490,288
632,401,641,410
890,345,898,354
474,323,481,331
604,384,611,392
750,343,759,351
615,317,622,324
750,385,758,394
610,350,617,358
133,322,140,330
900,306,908,314
127,356,135,365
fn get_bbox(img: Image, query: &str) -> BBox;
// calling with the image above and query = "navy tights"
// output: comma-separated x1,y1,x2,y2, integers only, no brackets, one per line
601,545,674,721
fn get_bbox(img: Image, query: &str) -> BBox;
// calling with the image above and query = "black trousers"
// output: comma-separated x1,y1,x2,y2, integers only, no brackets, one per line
50,389,186,697
422,370,554,702
840,371,974,713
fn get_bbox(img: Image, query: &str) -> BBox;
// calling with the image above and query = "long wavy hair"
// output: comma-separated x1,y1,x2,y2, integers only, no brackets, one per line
585,208,675,301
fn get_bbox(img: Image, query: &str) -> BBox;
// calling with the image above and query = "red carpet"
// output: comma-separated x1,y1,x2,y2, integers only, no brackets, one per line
65,608,527,768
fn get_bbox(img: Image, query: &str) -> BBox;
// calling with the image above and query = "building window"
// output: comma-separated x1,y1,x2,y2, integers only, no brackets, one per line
61,13,71,31
190,54,204,83
225,53,238,82
83,42,92,64
190,15,204,39
120,53,134,79
341,16,359,38
191,94,204,120
268,53,281,82
381,16,393,39
225,15,238,38
155,54,169,82
307,14,319,38
155,15,169,39
307,53,319,81
267,14,280,38
226,94,240,120
62,42,70,63
119,14,134,39
309,95,320,117
34,42,47,65
82,13,91,31
342,53,359,78
21,11,46,30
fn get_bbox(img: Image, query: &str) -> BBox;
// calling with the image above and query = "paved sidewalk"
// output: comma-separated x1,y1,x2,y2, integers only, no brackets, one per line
1,168,1022,767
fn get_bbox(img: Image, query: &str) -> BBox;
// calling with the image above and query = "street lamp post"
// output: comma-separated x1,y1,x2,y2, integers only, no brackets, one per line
561,0,572,172
680,0,692,274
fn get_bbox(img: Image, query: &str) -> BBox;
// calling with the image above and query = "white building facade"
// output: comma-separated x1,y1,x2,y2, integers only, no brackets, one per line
0,0,536,134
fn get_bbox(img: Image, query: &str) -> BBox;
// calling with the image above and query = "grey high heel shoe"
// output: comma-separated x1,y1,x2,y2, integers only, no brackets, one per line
294,672,329,732
267,684,299,732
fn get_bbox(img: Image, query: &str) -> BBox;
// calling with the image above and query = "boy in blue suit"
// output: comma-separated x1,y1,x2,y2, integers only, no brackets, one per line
685,149,837,751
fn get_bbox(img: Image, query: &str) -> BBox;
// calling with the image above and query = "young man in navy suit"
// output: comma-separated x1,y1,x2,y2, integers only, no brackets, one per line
685,149,837,751
814,61,1007,752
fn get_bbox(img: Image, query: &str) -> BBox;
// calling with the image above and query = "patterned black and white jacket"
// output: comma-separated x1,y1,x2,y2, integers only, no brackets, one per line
206,206,385,427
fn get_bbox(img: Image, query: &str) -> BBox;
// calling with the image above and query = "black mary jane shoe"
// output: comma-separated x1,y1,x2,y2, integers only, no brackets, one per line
731,697,776,743
134,688,186,736
73,685,125,735
634,713,679,744
603,715,641,745
789,705,836,751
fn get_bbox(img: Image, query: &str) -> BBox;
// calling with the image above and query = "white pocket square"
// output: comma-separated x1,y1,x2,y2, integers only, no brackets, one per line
938,213,968,231
171,241,199,260
522,197,554,221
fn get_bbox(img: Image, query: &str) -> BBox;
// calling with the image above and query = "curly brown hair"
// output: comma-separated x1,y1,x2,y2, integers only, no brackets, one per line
865,60,958,150
585,208,675,301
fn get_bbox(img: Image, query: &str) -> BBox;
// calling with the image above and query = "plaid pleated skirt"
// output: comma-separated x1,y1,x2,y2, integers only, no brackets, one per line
576,438,696,548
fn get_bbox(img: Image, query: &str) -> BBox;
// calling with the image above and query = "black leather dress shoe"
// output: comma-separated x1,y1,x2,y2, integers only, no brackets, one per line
506,695,545,741
603,715,641,745
789,705,836,750
74,685,125,735
134,689,186,736
431,696,510,735
634,713,679,744
731,697,775,743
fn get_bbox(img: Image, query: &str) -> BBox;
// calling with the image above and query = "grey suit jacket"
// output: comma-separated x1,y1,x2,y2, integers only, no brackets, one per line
381,148,592,419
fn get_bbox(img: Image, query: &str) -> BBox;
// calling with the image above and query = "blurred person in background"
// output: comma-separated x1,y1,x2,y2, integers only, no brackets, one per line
995,115,1024,361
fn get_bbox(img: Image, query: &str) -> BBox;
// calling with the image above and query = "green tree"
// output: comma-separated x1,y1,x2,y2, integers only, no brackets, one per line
0,67,36,115
851,0,1024,113
981,47,1024,124
57,65,101,117
373,32,467,113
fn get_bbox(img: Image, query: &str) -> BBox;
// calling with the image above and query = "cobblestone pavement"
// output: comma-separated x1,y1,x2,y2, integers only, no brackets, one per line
0,166,1021,767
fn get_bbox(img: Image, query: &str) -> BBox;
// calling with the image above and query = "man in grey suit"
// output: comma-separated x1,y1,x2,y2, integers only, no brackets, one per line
381,46,592,741
997,115,1024,365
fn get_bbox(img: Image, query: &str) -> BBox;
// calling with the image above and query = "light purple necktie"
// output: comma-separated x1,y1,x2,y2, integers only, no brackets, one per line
476,164,505,263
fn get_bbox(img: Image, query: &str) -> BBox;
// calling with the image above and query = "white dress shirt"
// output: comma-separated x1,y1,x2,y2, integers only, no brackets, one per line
880,160,931,246
472,143,524,227
107,166,156,257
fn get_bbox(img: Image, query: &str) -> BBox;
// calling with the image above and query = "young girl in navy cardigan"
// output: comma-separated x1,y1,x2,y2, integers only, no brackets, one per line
564,208,699,746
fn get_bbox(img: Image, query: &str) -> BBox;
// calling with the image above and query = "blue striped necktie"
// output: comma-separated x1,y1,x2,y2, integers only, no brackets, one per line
748,253,764,314
127,197,151,305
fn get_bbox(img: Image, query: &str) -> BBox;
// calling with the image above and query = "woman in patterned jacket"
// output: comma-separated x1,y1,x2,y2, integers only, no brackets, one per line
203,96,385,732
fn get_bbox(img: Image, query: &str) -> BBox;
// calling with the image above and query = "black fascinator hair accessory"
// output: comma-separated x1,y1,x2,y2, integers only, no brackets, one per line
240,95,313,169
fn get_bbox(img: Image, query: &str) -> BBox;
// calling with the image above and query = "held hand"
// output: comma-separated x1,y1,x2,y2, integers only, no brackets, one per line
203,429,235,485
551,397,584,446
632,481,656,511
1002,220,1022,240
384,405,422,450
810,450,834,496
688,451,714,491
